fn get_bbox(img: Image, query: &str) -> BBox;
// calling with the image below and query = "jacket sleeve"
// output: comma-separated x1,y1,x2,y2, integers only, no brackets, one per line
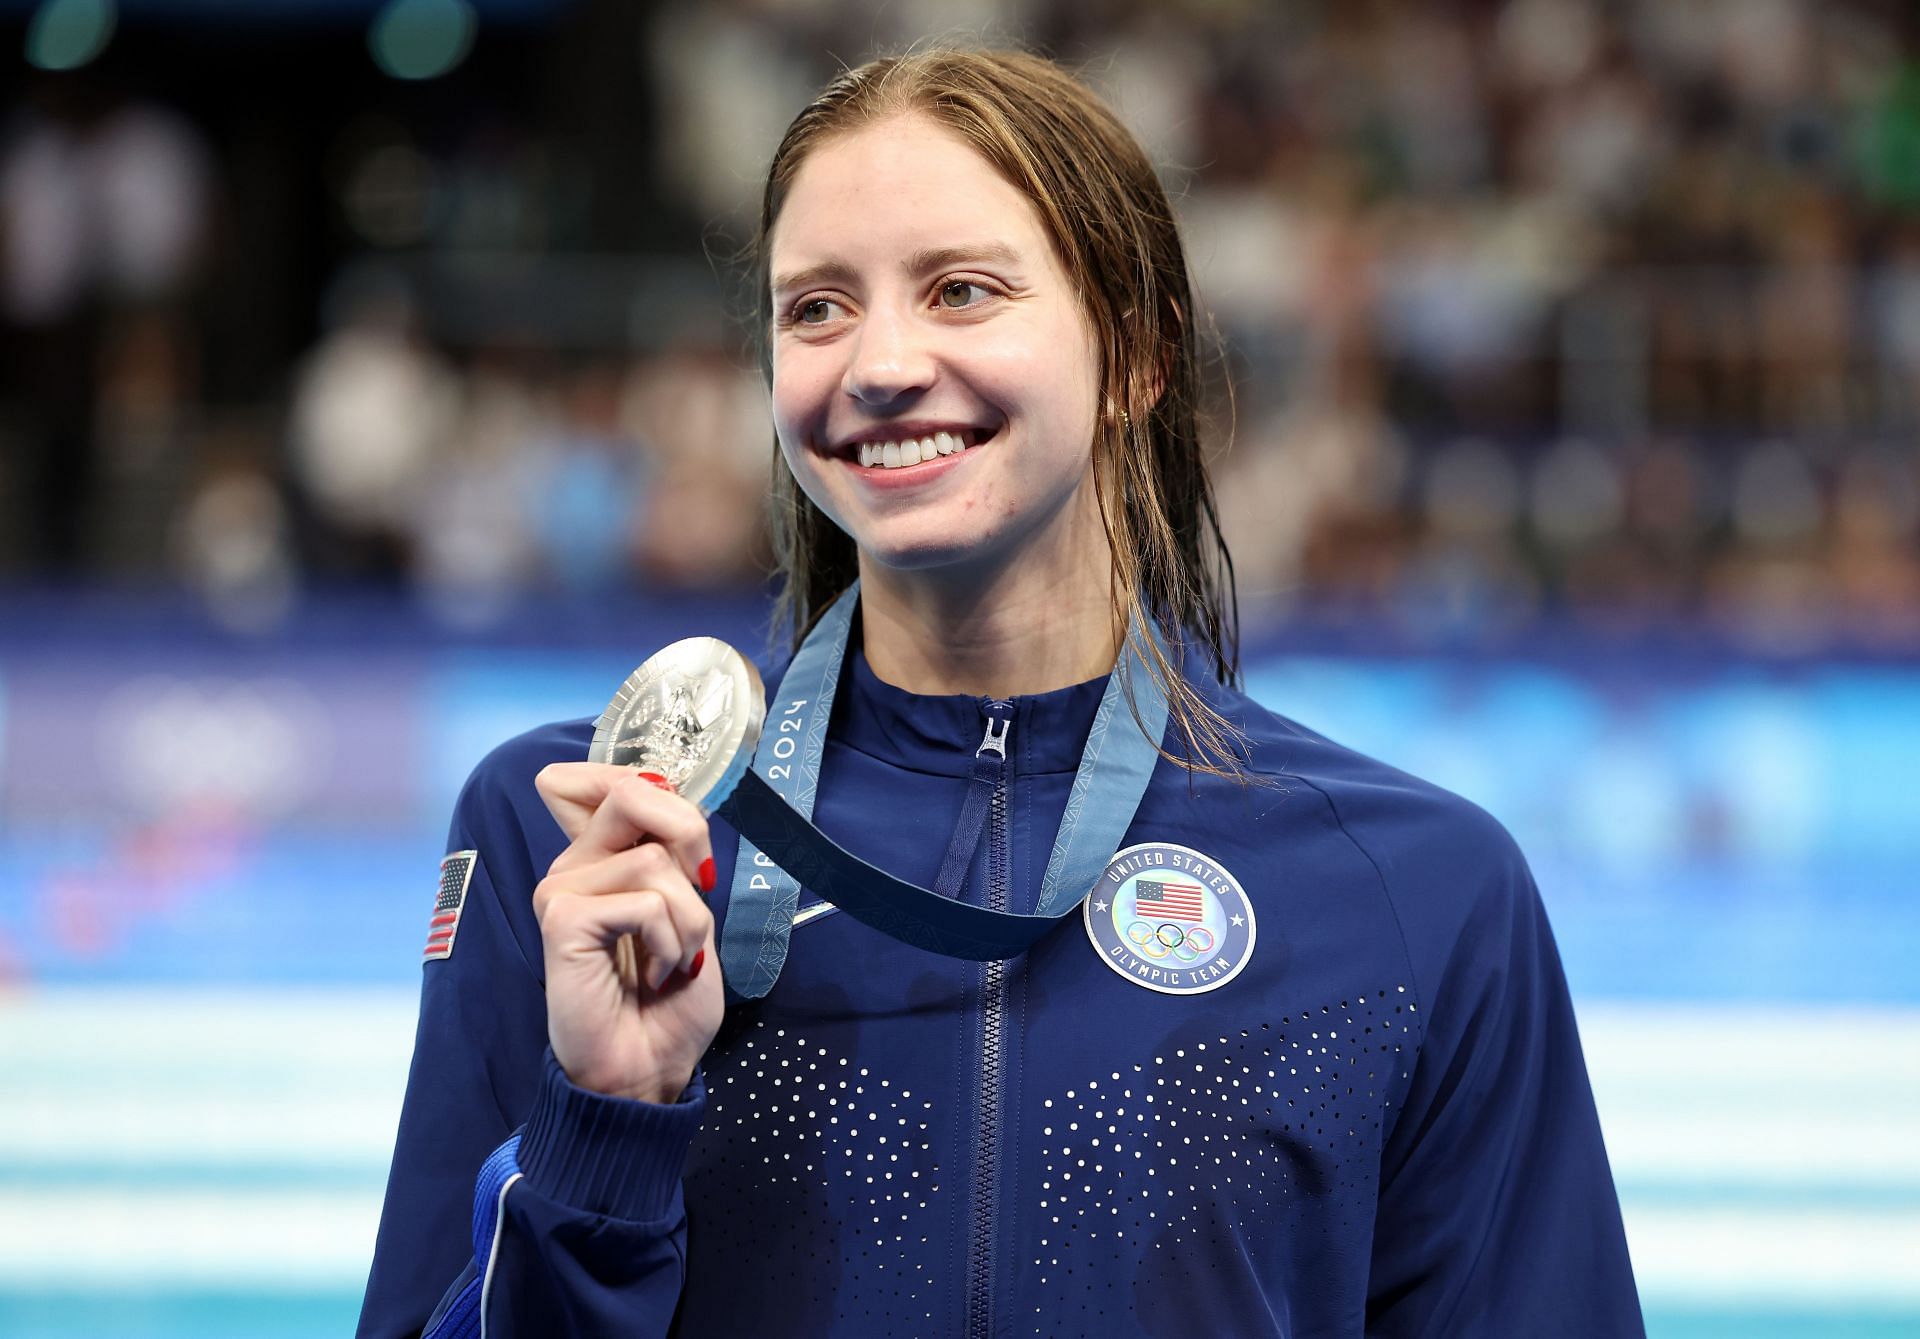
411,1053,706,1339
1363,811,1643,1338
357,741,706,1338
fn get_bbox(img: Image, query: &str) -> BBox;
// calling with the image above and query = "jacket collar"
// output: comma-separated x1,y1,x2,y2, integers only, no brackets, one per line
832,647,1109,778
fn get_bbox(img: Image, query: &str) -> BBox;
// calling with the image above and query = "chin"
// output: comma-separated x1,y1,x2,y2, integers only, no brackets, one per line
859,536,985,576
851,519,1006,576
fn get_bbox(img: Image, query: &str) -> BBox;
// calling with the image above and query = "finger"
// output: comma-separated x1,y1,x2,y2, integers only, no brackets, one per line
541,886,688,991
627,893,686,989
599,845,714,971
537,845,715,975
535,762,644,842
543,840,684,902
566,772,714,891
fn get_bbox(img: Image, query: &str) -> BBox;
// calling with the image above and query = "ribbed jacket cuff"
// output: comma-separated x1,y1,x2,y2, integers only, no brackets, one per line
517,1049,705,1222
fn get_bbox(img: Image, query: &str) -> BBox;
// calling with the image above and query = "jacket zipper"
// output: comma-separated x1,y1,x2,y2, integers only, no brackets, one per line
966,699,1012,1339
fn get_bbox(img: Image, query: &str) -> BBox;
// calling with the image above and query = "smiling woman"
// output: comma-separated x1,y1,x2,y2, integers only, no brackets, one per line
358,46,1645,1339
759,51,1240,735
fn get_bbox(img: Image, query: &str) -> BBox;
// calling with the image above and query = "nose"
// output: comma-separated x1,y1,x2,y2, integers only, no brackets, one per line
841,304,934,407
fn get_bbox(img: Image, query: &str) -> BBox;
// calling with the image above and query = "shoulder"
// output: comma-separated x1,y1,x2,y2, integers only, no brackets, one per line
453,716,599,848
1198,675,1536,981
460,715,599,799
1206,676,1521,871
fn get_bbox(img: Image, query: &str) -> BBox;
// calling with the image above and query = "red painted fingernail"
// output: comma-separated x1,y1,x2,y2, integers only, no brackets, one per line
636,771,673,791
698,857,716,893
688,949,706,979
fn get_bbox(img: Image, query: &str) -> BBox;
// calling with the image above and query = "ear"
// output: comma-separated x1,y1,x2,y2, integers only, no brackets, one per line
1117,296,1179,419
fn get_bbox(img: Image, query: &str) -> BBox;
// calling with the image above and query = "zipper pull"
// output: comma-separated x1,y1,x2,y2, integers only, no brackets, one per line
932,701,1011,904
976,712,1011,759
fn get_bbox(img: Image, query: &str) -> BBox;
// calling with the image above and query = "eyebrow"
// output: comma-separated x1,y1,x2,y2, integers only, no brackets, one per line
771,241,1026,297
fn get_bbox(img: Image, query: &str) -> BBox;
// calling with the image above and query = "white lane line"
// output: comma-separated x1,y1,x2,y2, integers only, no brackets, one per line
1599,1110,1920,1185
0,988,418,1074
0,1092,408,1166
1627,1206,1920,1305
1578,1003,1920,1092
0,1190,381,1287
1580,1003,1920,1186
0,988,415,1167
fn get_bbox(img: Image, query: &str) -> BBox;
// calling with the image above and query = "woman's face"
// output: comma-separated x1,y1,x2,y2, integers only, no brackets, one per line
768,115,1103,585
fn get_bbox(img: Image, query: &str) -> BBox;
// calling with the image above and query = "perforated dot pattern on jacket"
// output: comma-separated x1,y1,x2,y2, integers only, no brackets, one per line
1023,989,1416,1334
682,1019,947,1333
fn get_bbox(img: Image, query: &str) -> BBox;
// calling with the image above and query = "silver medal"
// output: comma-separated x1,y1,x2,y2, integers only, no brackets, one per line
590,637,766,809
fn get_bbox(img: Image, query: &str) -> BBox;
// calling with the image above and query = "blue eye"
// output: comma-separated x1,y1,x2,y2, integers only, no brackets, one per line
939,281,990,309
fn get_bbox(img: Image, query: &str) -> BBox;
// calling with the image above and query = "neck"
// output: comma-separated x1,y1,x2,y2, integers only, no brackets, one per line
857,556,1117,698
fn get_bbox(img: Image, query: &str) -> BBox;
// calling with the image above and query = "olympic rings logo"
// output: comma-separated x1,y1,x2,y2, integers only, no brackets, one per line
1125,920,1218,963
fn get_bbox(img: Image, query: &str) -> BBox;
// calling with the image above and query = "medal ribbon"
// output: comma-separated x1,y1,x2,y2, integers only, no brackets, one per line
718,582,1170,999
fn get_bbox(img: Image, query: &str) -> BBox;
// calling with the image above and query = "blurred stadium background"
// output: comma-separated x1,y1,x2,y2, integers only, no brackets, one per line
1,0,1917,1335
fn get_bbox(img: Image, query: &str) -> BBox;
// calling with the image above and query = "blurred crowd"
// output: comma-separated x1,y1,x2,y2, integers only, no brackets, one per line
2,0,1917,647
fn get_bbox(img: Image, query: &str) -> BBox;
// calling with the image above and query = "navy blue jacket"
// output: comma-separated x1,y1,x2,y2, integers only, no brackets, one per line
359,651,1642,1337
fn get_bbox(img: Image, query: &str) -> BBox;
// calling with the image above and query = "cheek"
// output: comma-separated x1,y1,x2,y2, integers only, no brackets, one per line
767,366,803,438
765,383,801,466
767,374,817,472
774,432,808,488
770,344,837,426
976,315,1100,419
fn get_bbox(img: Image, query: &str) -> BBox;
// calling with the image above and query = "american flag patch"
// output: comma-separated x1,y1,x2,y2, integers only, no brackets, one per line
1133,877,1206,924
424,851,478,961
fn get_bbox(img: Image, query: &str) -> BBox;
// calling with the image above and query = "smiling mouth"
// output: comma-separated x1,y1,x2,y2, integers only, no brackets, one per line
847,427,996,470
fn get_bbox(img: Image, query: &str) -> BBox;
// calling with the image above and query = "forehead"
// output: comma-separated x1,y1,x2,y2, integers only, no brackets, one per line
770,115,1057,274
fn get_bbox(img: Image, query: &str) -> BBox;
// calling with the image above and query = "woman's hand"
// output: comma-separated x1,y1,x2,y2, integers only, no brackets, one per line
532,763,725,1105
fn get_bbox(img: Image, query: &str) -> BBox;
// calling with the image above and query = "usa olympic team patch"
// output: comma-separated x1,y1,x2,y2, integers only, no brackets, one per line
1084,842,1255,995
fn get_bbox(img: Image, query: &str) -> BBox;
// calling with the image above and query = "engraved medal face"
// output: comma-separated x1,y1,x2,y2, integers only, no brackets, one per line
590,637,766,807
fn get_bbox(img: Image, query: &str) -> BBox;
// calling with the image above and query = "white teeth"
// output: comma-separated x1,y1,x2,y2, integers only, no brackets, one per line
855,430,985,468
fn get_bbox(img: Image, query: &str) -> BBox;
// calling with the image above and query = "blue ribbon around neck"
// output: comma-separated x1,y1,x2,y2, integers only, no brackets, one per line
717,582,1170,1000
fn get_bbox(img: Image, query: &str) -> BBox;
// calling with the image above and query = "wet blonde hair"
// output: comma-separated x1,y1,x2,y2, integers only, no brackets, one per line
758,47,1243,775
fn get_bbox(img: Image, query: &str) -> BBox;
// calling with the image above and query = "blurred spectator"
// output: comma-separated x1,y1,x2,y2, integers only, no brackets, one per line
621,345,772,589
0,79,211,570
286,275,459,577
171,451,297,635
523,360,647,591
409,344,548,616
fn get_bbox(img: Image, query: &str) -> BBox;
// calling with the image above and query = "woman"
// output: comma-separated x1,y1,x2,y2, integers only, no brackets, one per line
359,49,1642,1338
